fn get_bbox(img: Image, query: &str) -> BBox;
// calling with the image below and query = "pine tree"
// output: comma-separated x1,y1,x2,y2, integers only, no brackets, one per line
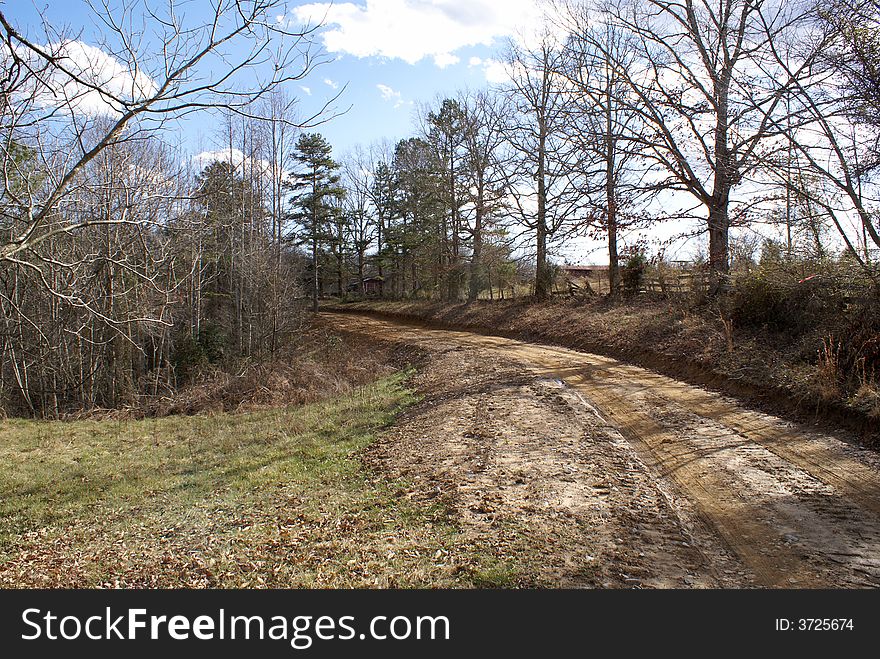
426,99,468,300
371,161,399,287
194,160,253,356
287,133,344,312
392,137,444,297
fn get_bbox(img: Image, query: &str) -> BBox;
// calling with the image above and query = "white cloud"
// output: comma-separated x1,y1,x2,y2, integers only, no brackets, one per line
466,54,513,83
292,0,547,68
192,148,274,177
193,148,247,169
324,78,339,89
376,83,405,109
433,53,460,69
376,84,398,101
300,85,312,96
376,83,401,101
5,39,157,117
481,58,511,84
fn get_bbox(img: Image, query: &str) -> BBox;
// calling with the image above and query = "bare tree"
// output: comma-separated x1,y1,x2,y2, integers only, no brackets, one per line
598,0,816,291
559,1,649,296
362,140,398,289
458,89,511,301
500,29,583,300
766,2,880,276
258,89,301,352
0,131,183,414
820,0,880,149
0,1,333,415
1,0,331,291
341,146,378,294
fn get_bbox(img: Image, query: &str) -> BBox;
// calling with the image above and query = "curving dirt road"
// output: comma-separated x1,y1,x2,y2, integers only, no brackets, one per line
325,312,880,588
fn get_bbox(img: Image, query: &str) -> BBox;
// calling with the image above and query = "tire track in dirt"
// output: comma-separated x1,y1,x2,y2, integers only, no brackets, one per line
324,312,880,588
550,369,822,587
532,349,880,517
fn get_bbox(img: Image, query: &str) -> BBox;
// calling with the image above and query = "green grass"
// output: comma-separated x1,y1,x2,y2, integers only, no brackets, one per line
0,373,510,588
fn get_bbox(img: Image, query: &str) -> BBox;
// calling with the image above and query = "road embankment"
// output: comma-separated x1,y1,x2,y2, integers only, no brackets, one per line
328,299,879,444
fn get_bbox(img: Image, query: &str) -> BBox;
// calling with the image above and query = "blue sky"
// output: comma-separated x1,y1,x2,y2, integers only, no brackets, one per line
290,42,503,155
10,0,638,264
265,0,546,155
6,0,539,155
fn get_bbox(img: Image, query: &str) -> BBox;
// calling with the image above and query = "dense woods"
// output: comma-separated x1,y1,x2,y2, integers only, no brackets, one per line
2,0,879,417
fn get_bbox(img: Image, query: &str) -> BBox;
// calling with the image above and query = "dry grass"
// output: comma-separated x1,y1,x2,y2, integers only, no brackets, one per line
0,373,515,588
80,326,416,420
816,336,844,402
852,383,880,419
852,358,880,419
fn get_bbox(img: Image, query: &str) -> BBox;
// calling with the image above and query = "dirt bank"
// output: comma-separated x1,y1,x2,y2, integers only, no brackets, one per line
331,299,879,443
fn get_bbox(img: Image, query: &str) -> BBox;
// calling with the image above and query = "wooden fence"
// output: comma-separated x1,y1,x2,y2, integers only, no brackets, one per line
643,269,710,295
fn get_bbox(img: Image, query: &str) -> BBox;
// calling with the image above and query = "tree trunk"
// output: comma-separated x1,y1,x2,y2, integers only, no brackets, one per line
468,203,483,302
708,202,730,290
709,74,732,293
535,116,551,301
605,73,620,297
376,215,384,296
534,173,551,300
536,220,550,300
311,234,319,313
448,210,461,302
336,250,343,299
608,213,619,296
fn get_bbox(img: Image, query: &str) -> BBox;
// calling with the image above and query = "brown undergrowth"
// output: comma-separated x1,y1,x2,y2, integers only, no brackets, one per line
78,325,422,420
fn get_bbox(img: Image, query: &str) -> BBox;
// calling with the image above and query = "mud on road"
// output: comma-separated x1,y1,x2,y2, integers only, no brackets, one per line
325,312,880,589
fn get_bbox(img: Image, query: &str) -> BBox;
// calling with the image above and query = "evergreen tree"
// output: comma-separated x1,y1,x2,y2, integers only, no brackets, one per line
371,161,399,286
287,133,344,312
392,137,444,297
426,99,468,300
194,160,254,356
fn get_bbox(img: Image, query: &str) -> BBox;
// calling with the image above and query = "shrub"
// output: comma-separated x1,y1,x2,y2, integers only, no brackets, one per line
729,265,848,336
171,333,206,379
730,257,879,398
622,253,647,296
198,322,228,364
171,323,229,381
839,296,880,378
729,271,789,331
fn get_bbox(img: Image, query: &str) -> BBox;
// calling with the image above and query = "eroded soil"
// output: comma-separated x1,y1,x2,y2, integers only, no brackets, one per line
328,312,880,588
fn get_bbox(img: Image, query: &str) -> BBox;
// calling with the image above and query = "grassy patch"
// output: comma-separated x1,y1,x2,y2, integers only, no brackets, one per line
0,373,503,588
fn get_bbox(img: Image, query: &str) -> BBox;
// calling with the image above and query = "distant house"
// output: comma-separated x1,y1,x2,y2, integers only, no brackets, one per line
363,277,383,296
346,276,384,296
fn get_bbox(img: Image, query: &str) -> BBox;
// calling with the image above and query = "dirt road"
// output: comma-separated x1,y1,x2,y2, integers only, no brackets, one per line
325,311,880,588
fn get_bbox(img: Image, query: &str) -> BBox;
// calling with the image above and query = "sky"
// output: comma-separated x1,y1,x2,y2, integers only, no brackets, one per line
274,0,541,153
5,0,541,147
6,0,628,263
